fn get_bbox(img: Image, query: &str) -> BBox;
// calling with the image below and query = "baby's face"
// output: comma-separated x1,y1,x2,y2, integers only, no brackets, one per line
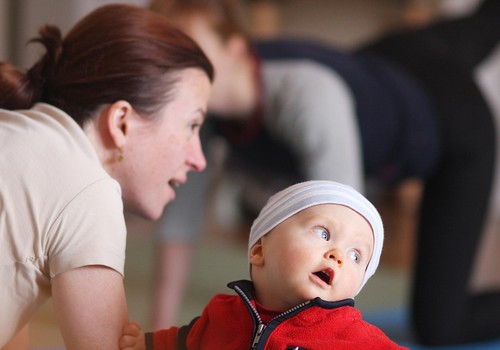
256,204,374,311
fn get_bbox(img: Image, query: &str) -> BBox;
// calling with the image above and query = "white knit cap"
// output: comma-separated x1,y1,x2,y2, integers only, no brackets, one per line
249,180,384,296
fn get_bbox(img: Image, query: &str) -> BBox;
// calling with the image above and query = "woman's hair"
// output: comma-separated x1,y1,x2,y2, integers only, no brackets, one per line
0,4,214,125
150,0,248,42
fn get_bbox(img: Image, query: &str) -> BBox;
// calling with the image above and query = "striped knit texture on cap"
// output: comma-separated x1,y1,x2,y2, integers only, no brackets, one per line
249,180,384,296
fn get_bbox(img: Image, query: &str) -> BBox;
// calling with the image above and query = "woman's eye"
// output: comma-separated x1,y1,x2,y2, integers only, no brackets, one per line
348,250,360,263
191,122,201,132
312,228,330,241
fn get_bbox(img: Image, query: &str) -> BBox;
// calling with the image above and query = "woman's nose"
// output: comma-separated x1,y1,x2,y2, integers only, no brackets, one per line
187,136,207,172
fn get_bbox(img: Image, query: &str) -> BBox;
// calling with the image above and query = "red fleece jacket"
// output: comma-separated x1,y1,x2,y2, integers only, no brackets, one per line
147,280,408,350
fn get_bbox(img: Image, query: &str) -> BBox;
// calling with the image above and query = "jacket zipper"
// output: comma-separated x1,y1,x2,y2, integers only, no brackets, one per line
252,323,266,348
233,285,311,349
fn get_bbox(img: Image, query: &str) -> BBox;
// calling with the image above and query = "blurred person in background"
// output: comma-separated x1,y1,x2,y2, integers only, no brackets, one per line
150,0,500,345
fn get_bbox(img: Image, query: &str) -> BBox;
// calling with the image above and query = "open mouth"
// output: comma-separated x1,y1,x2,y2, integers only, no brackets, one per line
313,268,333,285
168,180,180,188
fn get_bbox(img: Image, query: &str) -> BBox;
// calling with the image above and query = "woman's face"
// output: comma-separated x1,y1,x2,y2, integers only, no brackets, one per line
119,68,211,220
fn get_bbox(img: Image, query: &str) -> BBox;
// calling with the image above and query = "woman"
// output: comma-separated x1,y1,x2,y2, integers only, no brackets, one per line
151,0,500,346
0,4,213,349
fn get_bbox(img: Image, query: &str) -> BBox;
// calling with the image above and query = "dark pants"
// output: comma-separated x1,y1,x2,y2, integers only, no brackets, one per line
362,0,499,345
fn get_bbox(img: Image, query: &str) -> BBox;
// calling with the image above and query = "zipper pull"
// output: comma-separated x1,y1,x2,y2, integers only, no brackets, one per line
251,323,266,349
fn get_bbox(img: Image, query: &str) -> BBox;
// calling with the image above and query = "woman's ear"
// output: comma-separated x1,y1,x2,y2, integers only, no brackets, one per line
106,100,133,149
249,239,264,267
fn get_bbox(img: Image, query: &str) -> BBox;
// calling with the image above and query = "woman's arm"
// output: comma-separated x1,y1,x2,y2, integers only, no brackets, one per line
52,265,128,349
0,325,29,350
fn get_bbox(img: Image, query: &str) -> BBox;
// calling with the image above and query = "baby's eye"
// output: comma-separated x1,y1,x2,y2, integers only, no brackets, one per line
348,250,360,263
312,228,330,241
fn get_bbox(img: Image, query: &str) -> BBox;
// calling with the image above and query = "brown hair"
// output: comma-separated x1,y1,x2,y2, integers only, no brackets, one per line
150,0,248,42
0,4,214,126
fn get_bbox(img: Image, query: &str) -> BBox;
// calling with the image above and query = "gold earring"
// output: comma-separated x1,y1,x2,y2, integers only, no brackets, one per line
117,147,124,162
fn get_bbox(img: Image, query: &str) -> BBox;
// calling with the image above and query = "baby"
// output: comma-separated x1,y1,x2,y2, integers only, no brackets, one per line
120,180,407,349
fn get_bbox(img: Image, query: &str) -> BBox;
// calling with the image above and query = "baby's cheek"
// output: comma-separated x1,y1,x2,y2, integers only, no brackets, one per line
347,267,365,288
354,271,366,290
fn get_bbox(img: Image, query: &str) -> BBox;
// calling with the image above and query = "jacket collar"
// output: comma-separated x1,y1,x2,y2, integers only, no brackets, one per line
227,279,355,310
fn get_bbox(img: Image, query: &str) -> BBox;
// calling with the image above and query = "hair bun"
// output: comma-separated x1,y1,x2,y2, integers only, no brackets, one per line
26,24,64,99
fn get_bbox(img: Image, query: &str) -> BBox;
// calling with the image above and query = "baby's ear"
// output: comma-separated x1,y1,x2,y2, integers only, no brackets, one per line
249,239,264,267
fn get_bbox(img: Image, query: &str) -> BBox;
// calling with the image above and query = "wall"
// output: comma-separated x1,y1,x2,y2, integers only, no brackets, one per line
0,0,11,61
4,0,149,69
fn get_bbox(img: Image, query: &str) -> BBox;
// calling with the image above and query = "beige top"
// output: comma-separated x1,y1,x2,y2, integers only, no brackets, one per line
0,103,126,345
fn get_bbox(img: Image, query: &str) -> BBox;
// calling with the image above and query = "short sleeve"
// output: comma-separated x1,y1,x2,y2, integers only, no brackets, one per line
46,178,126,278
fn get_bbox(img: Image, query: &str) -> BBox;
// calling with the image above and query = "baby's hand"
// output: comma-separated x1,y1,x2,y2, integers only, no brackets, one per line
119,322,145,350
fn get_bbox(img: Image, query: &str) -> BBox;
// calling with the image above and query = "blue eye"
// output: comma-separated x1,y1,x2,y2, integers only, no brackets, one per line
313,228,330,241
348,250,360,263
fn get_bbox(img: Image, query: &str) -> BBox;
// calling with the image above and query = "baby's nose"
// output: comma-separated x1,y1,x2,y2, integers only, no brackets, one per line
327,250,343,266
